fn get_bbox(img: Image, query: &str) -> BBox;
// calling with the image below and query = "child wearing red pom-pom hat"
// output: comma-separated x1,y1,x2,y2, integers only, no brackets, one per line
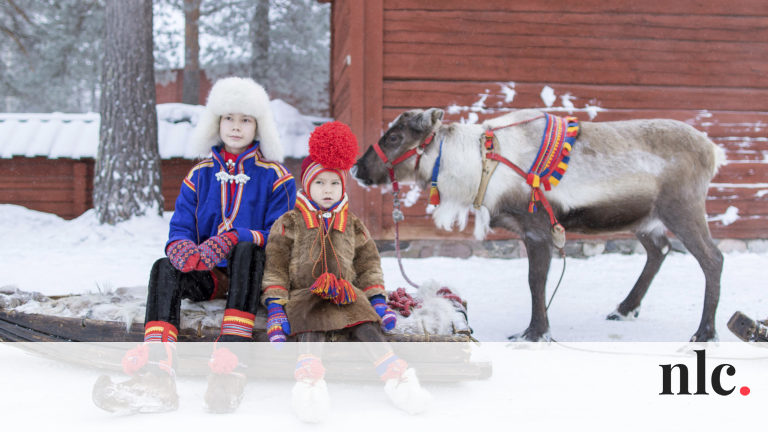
261,121,431,421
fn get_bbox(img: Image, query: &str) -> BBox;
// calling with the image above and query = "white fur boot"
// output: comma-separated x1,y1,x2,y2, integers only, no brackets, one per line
384,368,431,414
291,379,330,423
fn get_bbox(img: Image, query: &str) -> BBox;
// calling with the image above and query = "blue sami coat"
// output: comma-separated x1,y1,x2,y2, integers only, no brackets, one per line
167,143,296,267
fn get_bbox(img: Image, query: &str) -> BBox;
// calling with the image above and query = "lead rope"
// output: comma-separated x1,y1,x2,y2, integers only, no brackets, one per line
392,187,420,289
546,250,566,311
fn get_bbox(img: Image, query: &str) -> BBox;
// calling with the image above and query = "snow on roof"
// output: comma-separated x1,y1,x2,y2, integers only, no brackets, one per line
0,100,324,160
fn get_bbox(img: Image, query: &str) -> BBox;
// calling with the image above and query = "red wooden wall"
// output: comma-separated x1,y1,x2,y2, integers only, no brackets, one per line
0,158,196,219
0,156,304,220
327,0,768,239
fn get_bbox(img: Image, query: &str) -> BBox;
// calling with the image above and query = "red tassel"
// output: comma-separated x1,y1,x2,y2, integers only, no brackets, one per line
333,278,357,305
310,272,338,299
310,272,357,305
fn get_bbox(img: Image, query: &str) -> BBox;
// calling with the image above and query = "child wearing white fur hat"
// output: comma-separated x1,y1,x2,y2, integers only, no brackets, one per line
93,77,296,415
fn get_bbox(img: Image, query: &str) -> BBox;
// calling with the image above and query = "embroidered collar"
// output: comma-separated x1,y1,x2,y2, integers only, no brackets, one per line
212,143,258,186
295,191,349,232
212,142,257,168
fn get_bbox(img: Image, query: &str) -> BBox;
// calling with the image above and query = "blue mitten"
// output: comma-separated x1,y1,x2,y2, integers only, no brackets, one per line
266,300,291,343
370,295,396,332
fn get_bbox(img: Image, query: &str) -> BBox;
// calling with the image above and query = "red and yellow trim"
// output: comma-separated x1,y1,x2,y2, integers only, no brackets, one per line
295,195,320,229
250,230,265,246
182,160,214,192
144,321,179,343
273,174,294,191
220,308,256,339
295,192,349,232
364,284,385,293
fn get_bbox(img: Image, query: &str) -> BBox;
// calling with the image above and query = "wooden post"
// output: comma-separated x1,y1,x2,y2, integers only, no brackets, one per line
337,0,384,237
362,0,384,237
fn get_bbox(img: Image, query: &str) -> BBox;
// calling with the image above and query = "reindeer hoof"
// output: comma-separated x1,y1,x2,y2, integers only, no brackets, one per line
606,306,640,321
507,330,552,342
689,329,718,343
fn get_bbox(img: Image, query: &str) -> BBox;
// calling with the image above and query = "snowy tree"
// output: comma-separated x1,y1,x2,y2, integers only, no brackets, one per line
0,0,33,52
94,0,163,224
153,0,328,114
182,0,201,104
0,0,104,112
267,0,329,115
249,0,269,84
198,0,329,115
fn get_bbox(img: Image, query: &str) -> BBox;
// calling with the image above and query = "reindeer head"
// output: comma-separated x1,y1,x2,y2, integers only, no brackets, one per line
352,108,444,186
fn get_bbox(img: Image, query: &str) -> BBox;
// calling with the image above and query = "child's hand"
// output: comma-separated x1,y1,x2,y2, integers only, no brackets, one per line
266,301,291,343
196,231,239,270
370,295,397,332
166,239,201,272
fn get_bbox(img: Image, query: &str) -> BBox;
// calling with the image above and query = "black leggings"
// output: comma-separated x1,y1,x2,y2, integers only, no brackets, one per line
145,241,265,329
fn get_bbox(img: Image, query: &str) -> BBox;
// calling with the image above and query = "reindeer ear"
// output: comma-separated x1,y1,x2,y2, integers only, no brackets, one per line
429,108,444,124
408,108,443,132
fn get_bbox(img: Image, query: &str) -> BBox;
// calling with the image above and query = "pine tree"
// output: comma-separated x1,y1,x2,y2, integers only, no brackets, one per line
0,0,104,112
181,0,201,104
94,0,163,224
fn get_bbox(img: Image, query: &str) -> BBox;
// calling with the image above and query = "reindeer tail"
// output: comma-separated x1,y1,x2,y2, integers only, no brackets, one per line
711,142,727,178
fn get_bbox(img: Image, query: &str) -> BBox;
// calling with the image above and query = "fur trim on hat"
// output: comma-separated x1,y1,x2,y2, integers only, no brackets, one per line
190,77,284,162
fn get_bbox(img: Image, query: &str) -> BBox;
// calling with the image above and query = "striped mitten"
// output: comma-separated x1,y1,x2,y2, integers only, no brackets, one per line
166,239,200,273
266,301,291,343
197,231,239,270
370,295,397,332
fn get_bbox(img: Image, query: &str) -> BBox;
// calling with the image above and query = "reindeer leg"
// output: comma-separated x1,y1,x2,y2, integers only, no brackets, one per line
607,228,670,321
661,206,723,342
509,224,553,342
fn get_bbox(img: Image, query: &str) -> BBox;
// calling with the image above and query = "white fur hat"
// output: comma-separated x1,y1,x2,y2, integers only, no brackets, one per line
190,77,283,162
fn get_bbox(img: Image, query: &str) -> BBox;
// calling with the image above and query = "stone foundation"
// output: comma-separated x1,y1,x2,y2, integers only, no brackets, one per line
376,238,766,259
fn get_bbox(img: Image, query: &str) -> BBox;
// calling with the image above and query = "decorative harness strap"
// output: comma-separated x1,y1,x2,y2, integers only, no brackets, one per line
475,113,579,249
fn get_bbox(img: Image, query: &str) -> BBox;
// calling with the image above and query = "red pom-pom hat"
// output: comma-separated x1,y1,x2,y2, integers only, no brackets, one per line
300,121,359,194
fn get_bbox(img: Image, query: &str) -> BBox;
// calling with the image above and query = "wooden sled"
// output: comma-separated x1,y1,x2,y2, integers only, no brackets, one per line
0,289,491,382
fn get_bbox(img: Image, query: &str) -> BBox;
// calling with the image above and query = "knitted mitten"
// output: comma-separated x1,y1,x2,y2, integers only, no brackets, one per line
166,239,200,273
197,231,239,270
266,301,291,343
370,295,397,332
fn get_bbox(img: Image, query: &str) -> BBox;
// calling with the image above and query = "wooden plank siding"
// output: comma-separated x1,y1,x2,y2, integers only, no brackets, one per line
328,0,387,236
0,157,202,219
326,0,768,239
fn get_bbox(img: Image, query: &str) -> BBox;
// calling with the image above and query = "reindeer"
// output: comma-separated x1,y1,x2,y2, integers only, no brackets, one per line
352,108,725,342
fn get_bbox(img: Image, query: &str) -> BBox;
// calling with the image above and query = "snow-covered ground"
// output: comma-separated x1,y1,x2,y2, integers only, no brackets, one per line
0,203,764,343
1,204,767,430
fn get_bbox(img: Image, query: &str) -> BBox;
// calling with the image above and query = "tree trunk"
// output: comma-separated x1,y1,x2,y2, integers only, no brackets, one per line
249,0,270,84
182,0,201,105
95,0,162,225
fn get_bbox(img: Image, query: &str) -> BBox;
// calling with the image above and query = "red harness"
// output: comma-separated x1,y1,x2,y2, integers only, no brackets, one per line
372,132,435,195
373,116,569,230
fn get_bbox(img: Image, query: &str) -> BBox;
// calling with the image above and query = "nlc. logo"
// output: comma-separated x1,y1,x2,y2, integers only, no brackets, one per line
660,349,750,396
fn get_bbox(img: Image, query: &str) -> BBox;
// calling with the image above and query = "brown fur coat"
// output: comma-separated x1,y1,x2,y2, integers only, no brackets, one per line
261,208,386,334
